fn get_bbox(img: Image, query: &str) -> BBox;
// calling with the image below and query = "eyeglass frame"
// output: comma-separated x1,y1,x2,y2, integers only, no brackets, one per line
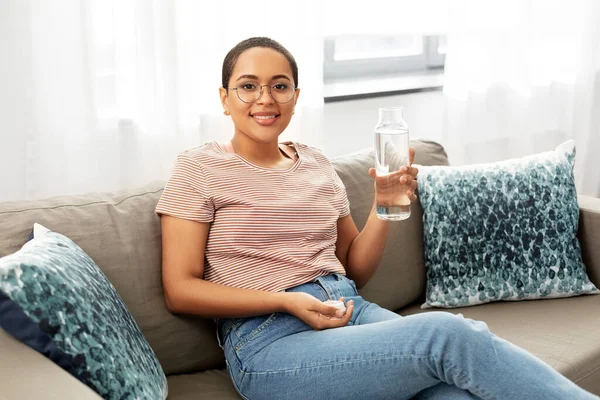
224,83,299,104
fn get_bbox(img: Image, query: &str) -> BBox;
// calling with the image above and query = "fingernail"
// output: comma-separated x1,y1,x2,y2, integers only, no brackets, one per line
335,310,344,317
400,167,406,173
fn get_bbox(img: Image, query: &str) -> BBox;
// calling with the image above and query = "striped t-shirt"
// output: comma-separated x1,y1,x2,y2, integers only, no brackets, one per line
155,141,351,293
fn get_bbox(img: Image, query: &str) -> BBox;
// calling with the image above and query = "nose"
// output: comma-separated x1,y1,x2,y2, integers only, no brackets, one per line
256,85,274,105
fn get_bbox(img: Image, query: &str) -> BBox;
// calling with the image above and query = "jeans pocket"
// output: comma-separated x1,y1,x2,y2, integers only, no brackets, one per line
217,318,244,349
232,312,279,354
314,282,330,300
338,274,359,295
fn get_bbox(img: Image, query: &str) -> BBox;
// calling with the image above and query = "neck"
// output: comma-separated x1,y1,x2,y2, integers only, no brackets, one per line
230,134,284,165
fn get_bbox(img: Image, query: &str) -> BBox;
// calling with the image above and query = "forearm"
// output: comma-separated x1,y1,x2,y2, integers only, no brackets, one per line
165,277,288,318
345,201,389,288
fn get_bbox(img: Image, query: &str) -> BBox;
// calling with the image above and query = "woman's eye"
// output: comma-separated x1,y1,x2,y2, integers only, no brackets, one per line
241,83,257,90
273,83,288,91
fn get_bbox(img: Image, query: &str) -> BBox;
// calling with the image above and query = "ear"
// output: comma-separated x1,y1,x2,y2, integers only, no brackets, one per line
219,87,229,115
291,88,300,115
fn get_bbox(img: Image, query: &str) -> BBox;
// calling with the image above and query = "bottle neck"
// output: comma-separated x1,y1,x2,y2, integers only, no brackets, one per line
377,107,407,130
378,108,404,124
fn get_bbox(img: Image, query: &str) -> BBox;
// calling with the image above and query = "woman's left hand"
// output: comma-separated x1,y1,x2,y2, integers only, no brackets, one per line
368,147,419,206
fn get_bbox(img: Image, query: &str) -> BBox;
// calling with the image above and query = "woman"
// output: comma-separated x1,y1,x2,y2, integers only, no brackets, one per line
155,37,597,400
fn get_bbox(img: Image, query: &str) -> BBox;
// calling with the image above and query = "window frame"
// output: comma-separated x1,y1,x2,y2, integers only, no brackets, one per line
323,34,446,82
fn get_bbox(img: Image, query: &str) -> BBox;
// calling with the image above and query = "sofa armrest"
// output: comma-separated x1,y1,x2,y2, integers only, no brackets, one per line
0,328,103,400
578,195,600,287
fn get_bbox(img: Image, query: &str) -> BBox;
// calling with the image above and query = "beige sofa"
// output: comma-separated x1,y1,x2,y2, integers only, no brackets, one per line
1,140,599,399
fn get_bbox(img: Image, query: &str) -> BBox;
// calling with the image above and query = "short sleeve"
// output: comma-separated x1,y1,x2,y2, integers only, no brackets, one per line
332,168,351,218
155,154,215,222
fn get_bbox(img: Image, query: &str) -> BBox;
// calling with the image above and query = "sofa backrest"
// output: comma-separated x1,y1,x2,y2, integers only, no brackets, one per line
0,183,222,376
332,140,450,311
0,140,449,376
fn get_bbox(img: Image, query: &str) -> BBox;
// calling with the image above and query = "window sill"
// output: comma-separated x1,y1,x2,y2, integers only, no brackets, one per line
323,70,444,103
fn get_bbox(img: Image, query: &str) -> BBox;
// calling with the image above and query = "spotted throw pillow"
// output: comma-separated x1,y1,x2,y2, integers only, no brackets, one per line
417,141,599,308
0,224,168,399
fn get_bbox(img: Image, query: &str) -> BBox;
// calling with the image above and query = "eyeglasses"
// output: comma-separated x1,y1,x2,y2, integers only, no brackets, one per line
226,82,298,104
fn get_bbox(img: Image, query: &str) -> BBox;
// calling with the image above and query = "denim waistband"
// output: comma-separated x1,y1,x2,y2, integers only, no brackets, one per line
313,273,358,300
216,273,357,347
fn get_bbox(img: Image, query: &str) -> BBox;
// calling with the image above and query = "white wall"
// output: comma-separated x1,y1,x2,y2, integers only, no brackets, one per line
322,90,446,159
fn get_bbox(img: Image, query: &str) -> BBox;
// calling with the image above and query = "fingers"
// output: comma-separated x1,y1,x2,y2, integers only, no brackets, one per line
371,166,418,178
328,300,353,327
381,166,418,181
337,300,354,325
369,166,418,182
369,148,418,182
406,180,418,200
314,299,354,330
407,191,417,202
399,165,418,178
318,303,345,319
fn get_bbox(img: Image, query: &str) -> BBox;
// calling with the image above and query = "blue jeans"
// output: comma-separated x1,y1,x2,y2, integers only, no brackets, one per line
217,274,597,400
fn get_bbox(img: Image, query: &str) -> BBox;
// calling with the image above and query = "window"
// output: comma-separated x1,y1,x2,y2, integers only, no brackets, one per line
323,34,446,82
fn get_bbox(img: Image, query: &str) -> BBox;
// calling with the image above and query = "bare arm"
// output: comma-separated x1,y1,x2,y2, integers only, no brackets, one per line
335,204,389,288
161,215,353,328
162,215,288,317
335,148,418,288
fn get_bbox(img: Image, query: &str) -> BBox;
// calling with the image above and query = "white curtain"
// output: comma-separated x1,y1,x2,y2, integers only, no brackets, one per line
6,0,597,201
0,0,324,201
442,0,600,197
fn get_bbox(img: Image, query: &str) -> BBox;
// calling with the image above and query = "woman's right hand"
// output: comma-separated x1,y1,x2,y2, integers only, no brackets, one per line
282,292,354,330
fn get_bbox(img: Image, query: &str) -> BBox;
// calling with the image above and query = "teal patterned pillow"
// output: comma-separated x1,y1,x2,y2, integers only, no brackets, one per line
417,141,599,308
0,224,168,399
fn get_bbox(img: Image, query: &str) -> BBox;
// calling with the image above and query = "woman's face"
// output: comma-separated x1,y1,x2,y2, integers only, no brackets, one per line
220,47,300,143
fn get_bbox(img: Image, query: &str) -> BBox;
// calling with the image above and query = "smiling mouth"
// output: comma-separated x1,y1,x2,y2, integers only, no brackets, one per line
251,114,280,120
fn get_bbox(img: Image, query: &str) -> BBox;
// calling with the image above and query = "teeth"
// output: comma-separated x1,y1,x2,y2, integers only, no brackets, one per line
253,115,276,120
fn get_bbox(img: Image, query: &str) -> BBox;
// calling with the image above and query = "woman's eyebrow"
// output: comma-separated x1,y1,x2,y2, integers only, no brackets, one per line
236,74,259,81
271,74,292,81
235,74,292,82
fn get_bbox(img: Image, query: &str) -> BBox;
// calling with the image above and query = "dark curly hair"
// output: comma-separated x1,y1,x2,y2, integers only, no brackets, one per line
222,37,298,89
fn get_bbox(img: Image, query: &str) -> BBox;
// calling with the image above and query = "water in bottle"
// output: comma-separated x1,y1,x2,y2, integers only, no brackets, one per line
374,107,411,221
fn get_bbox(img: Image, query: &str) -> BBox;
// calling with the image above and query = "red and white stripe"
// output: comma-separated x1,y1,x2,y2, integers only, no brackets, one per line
155,141,350,292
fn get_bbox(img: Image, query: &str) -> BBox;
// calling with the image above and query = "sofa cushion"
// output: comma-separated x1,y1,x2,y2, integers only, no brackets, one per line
332,140,449,310
0,327,103,400
0,183,225,376
417,141,599,308
400,294,600,394
0,224,167,399
167,370,240,400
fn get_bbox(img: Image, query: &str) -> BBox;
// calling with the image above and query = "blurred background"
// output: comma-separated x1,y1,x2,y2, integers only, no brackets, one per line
1,0,599,201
